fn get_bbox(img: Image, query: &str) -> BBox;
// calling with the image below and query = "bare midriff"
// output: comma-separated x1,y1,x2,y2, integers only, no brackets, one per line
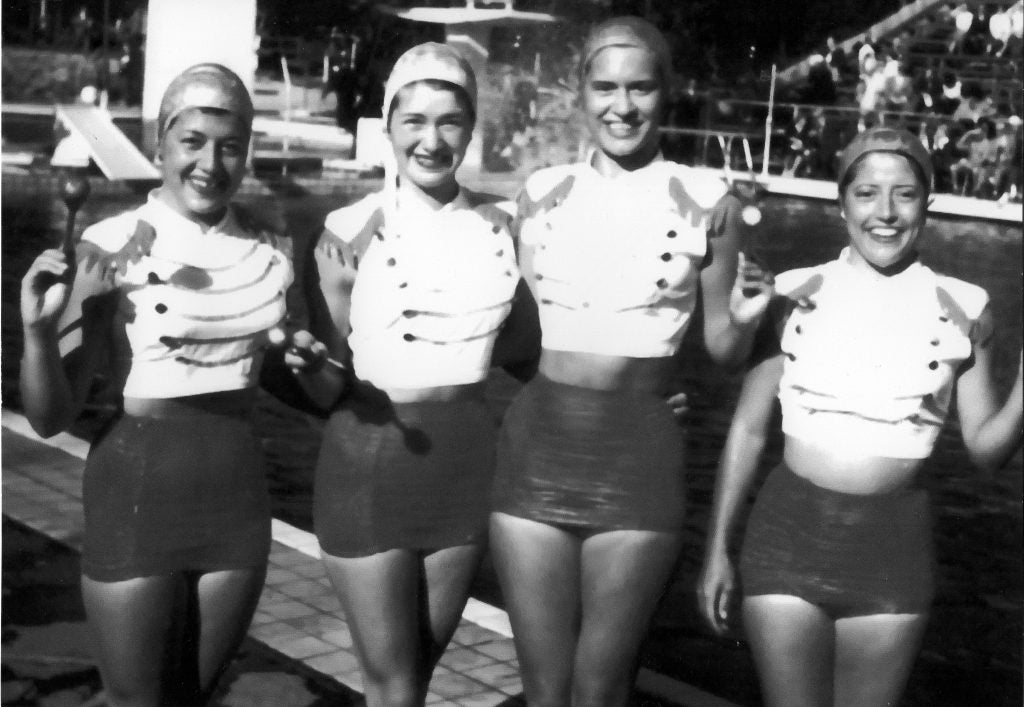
539,349,677,394
123,388,258,418
784,435,926,495
378,381,487,404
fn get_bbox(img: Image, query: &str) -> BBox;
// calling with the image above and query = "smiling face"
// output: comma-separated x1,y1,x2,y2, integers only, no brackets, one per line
157,107,249,227
387,81,473,203
582,45,664,173
840,151,927,273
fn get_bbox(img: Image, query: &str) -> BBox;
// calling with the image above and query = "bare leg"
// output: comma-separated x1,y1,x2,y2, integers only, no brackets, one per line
194,566,268,696
421,543,486,672
834,613,928,707
742,595,835,707
81,574,179,707
489,512,581,707
572,529,683,707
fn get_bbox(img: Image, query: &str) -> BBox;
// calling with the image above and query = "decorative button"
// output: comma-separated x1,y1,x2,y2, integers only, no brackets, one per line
387,257,397,267
496,249,504,257
661,253,673,262
795,325,802,334
787,353,797,361
928,360,939,370
540,298,552,305
667,230,677,238
492,225,502,234
656,278,669,288
930,338,940,346
403,333,416,342
535,273,544,281
155,303,167,314
399,282,409,289
402,310,415,318
374,230,384,241
939,316,949,322
582,302,590,308
148,272,161,284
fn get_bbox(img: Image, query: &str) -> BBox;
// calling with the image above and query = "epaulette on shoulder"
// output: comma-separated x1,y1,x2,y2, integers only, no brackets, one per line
77,218,156,284
318,197,385,268
935,277,989,340
518,167,576,220
775,266,825,312
668,162,729,210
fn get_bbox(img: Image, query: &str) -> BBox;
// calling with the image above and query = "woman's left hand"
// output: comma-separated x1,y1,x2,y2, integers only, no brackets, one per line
282,329,330,374
728,252,774,326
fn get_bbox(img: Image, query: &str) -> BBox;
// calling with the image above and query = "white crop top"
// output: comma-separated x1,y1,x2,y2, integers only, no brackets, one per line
776,249,988,458
78,195,294,399
319,188,518,390
518,155,731,358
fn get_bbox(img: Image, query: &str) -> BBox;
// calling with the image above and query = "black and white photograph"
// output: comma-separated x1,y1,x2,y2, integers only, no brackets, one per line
2,0,1021,705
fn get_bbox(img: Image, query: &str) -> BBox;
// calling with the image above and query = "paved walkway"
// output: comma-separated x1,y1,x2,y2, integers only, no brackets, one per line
2,409,737,706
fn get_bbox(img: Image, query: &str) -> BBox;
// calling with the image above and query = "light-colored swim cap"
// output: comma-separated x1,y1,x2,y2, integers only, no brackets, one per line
382,42,477,122
158,63,254,139
580,16,672,84
837,127,933,193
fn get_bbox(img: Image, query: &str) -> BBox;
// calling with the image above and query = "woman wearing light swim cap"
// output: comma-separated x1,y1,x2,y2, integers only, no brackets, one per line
284,43,536,705
697,126,1023,706
489,17,772,705
20,63,296,704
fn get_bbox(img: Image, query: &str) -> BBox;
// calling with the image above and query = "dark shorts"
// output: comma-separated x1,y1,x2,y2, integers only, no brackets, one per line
492,374,686,533
739,463,934,618
314,392,496,557
82,409,271,582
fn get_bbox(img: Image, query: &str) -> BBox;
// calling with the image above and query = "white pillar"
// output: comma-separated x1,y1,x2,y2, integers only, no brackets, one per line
142,0,258,156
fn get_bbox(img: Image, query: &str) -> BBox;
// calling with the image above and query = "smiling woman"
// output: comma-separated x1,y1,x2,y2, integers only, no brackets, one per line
281,42,537,706
488,16,775,707
18,63,295,706
697,127,1024,707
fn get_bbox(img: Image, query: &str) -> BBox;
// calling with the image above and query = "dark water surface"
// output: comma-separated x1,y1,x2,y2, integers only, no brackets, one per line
2,173,1021,705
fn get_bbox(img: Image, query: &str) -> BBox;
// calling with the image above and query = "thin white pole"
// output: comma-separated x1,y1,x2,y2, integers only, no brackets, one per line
762,63,777,177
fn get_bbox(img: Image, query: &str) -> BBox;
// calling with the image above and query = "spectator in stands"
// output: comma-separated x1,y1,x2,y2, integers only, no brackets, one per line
952,83,995,125
935,72,963,115
994,114,1022,201
801,53,837,105
953,116,1001,196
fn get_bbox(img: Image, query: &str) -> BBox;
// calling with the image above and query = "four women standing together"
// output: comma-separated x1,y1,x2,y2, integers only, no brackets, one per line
19,15,1022,707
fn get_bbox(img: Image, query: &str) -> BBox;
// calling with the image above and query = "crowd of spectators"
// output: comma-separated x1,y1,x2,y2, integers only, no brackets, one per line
781,1,1022,200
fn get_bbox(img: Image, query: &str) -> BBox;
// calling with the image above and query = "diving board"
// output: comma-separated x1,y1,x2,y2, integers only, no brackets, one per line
55,104,160,181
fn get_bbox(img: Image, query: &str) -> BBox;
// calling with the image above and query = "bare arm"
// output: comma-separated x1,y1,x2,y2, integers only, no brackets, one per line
19,249,114,437
954,308,1023,471
282,232,356,411
699,194,773,370
697,351,783,633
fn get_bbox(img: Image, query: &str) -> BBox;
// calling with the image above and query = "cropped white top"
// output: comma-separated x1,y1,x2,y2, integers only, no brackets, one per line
78,194,294,399
776,249,988,459
319,188,518,390
518,155,731,358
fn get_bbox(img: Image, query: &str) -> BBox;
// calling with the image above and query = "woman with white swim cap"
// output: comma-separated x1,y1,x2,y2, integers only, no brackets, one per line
20,63,295,704
698,126,1023,706
284,43,535,705
489,17,772,705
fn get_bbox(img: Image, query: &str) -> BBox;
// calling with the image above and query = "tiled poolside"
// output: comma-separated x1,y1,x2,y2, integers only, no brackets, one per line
2,408,737,706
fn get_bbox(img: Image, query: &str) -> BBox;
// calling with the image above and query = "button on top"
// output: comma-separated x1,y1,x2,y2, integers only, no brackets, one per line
387,257,397,267
667,230,677,238
656,278,669,288
661,253,673,262
928,360,939,370
155,303,167,314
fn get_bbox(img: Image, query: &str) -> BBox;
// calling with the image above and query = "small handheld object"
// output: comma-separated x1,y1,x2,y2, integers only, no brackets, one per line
268,327,348,372
60,171,91,257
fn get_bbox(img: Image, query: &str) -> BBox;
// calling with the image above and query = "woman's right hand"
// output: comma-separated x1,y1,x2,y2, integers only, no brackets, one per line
282,329,330,374
697,549,737,635
21,249,74,332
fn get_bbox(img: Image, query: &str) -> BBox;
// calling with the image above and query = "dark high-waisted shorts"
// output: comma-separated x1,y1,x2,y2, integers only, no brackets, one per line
314,391,496,558
82,407,271,582
492,374,686,533
739,462,934,618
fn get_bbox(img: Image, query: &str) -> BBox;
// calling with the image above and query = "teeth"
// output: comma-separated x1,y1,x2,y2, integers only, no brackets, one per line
871,228,898,236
